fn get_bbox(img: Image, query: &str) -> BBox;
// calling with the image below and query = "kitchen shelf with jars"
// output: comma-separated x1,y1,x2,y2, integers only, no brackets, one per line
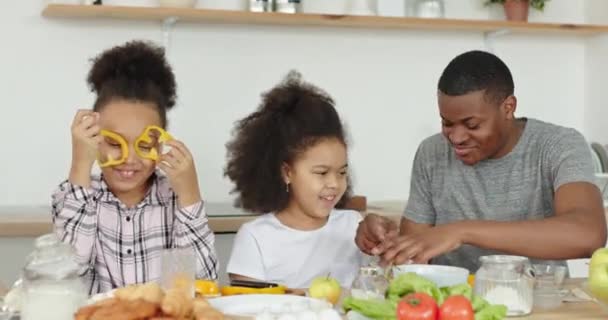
42,0,608,36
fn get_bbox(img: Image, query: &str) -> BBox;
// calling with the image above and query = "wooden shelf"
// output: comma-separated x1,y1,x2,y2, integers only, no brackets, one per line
42,4,608,36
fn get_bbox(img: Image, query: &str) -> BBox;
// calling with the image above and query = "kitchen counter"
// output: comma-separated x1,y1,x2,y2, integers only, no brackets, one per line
0,201,404,237
2,200,604,237
0,203,262,236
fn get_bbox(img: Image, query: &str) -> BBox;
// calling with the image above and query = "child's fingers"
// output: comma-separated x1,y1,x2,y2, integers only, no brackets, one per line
165,143,186,162
167,149,183,165
164,140,192,162
157,161,175,175
160,153,180,169
84,125,101,138
92,135,103,146
73,110,98,127
75,113,99,133
72,109,92,126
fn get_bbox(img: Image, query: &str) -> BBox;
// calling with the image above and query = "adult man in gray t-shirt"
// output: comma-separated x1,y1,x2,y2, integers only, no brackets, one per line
355,50,607,272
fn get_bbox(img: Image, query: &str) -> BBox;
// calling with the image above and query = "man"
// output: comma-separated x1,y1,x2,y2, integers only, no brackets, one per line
357,50,607,272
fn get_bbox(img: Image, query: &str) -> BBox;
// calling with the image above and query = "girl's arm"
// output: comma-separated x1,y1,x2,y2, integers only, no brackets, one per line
51,180,98,276
172,201,219,280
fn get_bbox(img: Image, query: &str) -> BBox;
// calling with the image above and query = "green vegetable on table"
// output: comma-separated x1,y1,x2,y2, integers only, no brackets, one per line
343,272,507,320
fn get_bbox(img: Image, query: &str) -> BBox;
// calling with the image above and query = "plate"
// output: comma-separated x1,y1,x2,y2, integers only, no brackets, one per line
208,294,329,316
87,289,115,305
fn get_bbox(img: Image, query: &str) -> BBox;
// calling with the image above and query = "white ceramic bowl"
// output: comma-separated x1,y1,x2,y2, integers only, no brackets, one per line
392,264,469,287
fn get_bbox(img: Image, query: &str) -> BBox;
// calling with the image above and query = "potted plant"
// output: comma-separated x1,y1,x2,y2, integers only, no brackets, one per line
484,0,549,22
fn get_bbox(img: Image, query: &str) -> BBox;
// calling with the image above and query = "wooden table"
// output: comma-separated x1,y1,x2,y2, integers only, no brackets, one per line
524,301,604,319
521,279,604,319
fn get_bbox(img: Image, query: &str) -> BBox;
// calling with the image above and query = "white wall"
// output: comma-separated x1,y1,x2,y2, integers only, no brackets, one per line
0,0,599,207
585,0,608,144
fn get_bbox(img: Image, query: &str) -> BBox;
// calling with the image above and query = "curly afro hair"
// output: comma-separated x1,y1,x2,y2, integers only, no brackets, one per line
87,40,176,127
224,71,352,214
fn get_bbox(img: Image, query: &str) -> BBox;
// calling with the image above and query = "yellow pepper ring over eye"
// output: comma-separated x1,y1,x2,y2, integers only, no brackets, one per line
98,130,129,168
134,125,174,161
97,126,173,167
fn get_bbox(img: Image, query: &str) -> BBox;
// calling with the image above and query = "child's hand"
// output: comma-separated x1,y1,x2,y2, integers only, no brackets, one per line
69,110,101,187
158,140,202,208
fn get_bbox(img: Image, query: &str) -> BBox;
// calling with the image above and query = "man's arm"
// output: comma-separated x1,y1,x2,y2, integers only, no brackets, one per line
457,181,606,259
382,182,606,264
400,217,433,235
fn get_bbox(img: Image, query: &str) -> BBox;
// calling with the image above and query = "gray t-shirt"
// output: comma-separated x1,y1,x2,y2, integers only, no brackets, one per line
404,118,596,272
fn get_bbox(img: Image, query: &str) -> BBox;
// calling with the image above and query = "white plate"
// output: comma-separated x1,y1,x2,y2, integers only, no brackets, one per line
346,310,373,320
208,294,329,316
87,289,115,305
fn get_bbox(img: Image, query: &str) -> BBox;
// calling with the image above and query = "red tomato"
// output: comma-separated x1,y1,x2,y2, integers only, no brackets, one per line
396,292,439,320
439,295,474,320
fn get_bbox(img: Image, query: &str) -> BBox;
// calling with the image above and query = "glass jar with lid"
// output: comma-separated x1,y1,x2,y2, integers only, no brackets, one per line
20,233,88,320
473,255,535,316
350,266,390,300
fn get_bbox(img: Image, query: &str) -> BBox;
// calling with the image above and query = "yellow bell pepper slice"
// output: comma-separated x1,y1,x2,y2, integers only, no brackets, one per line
195,279,220,297
220,285,286,296
134,125,173,161
468,274,475,287
98,129,129,168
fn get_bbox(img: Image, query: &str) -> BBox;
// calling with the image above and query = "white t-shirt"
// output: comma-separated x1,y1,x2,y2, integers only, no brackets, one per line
226,209,365,289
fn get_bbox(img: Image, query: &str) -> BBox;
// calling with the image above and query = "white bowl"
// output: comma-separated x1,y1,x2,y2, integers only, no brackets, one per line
208,294,330,316
392,264,469,287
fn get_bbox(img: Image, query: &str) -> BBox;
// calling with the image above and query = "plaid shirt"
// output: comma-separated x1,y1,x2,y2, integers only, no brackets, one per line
51,173,218,294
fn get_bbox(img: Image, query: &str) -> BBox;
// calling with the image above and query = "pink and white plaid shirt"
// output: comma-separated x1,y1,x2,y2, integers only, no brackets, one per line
51,173,218,294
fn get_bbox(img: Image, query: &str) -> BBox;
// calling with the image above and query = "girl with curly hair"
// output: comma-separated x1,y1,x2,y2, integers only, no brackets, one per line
225,71,364,290
51,40,217,294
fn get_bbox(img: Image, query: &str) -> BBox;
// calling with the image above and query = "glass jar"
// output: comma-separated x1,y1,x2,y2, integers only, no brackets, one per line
20,234,87,320
249,0,271,12
274,0,300,13
350,266,389,300
473,255,535,316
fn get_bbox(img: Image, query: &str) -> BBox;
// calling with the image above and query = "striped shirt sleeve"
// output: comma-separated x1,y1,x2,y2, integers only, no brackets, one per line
173,200,219,280
51,180,98,279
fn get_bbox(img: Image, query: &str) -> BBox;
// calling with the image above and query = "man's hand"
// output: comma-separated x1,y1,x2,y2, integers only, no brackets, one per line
381,224,463,265
355,214,399,255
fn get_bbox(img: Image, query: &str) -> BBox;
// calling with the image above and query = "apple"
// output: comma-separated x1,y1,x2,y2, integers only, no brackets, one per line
588,263,608,303
590,248,608,271
308,276,342,305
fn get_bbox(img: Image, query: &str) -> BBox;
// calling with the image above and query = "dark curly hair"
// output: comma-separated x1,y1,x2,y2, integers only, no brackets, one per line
438,50,514,105
225,71,352,213
87,40,176,127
